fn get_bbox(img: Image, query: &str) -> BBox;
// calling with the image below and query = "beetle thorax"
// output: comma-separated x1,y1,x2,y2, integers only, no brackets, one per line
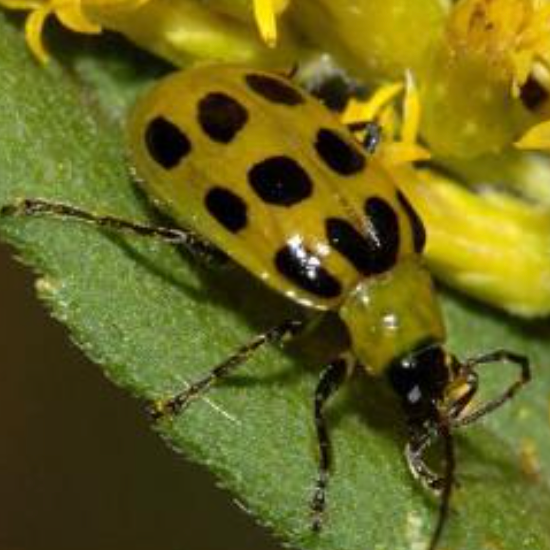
339,258,446,375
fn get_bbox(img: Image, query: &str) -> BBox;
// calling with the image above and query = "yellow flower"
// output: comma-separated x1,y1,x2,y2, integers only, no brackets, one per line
445,0,550,153
0,0,102,63
343,75,550,316
4,0,550,317
342,74,431,165
0,0,289,62
448,0,550,94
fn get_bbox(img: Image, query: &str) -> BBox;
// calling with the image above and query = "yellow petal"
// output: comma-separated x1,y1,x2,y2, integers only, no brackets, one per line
25,4,51,64
379,142,431,165
515,120,550,151
378,103,397,139
401,71,420,145
56,2,101,33
341,82,403,125
253,0,278,47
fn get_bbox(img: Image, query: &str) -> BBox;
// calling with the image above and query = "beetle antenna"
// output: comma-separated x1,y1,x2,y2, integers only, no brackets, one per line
428,421,455,550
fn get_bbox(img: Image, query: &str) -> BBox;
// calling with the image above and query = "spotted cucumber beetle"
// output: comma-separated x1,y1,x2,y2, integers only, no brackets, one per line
1,64,530,550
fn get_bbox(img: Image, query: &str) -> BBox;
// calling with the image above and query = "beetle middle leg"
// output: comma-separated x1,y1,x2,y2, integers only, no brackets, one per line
149,318,306,419
310,355,351,531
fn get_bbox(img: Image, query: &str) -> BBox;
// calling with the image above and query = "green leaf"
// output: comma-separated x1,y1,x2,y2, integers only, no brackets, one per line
1,15,550,550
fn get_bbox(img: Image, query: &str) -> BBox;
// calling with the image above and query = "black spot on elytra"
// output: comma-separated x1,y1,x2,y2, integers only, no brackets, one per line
249,156,313,206
245,73,304,105
315,128,366,176
205,186,247,232
145,116,191,169
275,242,341,299
198,92,248,143
396,190,426,253
363,197,400,273
326,217,387,274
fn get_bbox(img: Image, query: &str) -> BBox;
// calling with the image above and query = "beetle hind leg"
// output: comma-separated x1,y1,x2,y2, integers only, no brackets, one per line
0,198,226,264
310,355,353,532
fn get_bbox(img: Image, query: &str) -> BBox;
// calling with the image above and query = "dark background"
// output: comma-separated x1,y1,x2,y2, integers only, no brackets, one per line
0,242,280,550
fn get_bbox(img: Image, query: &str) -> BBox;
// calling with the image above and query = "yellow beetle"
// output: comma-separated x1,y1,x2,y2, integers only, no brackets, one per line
1,65,530,550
